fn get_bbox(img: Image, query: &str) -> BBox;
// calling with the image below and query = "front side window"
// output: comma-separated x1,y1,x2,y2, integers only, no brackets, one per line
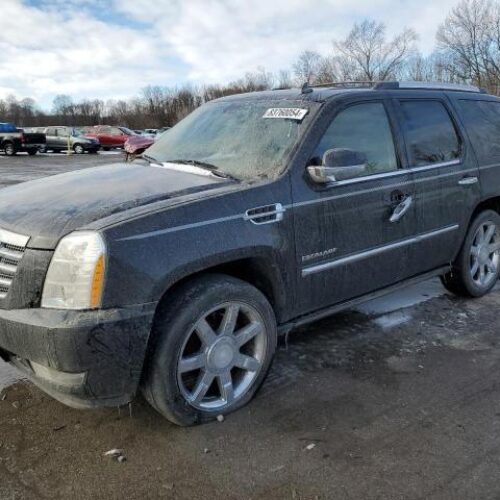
56,128,69,137
399,100,461,167
312,102,398,177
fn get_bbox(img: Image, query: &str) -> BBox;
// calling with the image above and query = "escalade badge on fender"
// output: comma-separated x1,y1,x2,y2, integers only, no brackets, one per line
302,248,338,263
263,108,308,120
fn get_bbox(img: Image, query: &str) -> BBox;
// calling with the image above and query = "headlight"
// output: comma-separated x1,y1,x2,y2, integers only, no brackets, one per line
42,231,106,310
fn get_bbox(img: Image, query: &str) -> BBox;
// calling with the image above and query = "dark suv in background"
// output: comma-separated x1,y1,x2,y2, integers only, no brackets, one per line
0,81,500,426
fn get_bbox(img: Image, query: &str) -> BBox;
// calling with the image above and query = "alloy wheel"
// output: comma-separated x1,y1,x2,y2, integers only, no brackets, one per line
177,302,267,411
470,221,500,288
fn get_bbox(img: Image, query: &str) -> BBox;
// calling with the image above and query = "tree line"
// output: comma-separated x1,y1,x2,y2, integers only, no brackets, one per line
2,0,499,129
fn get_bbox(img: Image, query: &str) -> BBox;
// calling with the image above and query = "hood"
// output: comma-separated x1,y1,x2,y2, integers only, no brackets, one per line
0,162,230,249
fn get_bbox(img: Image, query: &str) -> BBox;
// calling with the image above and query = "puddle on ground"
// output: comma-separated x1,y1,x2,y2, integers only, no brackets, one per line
355,278,445,316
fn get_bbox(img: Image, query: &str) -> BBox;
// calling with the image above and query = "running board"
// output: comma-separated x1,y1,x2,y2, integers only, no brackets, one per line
278,267,449,335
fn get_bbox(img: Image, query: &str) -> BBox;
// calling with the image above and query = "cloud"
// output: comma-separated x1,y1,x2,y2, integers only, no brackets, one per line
0,0,460,109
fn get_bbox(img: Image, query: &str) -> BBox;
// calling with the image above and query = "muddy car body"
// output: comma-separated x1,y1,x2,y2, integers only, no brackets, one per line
1,82,500,425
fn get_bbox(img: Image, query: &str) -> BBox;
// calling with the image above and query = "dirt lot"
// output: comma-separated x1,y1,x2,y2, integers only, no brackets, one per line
1,153,500,500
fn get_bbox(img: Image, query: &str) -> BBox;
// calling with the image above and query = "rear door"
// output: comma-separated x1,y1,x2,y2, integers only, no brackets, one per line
393,96,481,271
292,97,418,315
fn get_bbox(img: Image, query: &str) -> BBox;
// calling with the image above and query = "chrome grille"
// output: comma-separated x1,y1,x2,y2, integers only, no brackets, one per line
0,228,30,300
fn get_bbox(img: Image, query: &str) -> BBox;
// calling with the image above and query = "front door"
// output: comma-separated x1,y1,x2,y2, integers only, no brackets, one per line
291,99,418,315
55,127,70,150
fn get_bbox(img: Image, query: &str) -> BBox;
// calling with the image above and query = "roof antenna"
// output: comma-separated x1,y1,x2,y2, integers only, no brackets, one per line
301,82,313,94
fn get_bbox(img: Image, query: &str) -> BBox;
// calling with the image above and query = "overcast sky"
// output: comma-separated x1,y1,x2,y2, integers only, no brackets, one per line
1,0,460,109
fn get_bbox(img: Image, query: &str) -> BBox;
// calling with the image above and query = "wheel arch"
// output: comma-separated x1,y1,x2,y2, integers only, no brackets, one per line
471,196,500,221
153,253,288,325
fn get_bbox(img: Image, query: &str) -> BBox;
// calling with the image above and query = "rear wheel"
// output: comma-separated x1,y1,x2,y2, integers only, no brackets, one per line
4,142,16,156
441,210,500,297
142,274,277,426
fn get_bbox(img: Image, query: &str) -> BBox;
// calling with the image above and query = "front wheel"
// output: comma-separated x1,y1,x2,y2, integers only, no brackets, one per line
442,209,500,297
73,144,85,154
4,143,16,156
27,148,37,156
142,274,277,426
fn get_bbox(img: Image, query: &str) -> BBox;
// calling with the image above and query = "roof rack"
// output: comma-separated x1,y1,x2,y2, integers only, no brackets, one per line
375,81,486,93
301,81,487,94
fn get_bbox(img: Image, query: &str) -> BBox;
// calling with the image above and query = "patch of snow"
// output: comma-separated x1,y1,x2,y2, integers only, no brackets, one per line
373,310,413,329
0,360,23,390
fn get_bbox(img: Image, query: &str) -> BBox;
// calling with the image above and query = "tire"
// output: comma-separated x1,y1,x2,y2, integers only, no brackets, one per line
142,274,277,426
38,145,47,154
27,148,37,156
73,144,84,154
102,146,110,151
441,209,500,297
4,142,16,156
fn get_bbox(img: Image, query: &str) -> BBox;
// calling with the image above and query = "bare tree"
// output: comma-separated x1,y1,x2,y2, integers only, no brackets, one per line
293,50,322,84
333,20,418,81
437,0,500,91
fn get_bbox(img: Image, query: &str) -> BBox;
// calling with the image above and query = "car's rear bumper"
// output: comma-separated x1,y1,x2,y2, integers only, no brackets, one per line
0,303,156,408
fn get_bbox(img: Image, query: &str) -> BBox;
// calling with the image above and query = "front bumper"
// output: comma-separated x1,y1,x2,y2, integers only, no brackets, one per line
0,303,156,408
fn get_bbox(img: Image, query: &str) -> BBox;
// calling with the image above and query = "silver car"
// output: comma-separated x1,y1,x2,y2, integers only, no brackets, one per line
40,126,100,154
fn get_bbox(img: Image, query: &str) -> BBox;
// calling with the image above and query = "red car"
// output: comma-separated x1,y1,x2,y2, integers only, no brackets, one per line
124,134,155,160
83,125,136,149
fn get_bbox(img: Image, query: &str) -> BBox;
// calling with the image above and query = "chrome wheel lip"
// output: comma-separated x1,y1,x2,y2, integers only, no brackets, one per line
470,220,500,289
177,301,267,412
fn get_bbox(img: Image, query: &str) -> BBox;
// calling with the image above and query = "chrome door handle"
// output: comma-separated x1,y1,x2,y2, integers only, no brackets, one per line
458,176,478,186
390,195,413,223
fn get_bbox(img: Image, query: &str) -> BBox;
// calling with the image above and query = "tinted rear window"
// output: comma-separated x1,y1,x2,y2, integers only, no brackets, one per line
399,101,461,167
457,100,500,164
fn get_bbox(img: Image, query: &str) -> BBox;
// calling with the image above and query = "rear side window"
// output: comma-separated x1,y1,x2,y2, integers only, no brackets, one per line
457,100,500,164
399,101,461,167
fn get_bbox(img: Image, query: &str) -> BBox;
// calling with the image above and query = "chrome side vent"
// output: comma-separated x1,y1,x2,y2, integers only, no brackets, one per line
0,228,30,300
244,203,285,225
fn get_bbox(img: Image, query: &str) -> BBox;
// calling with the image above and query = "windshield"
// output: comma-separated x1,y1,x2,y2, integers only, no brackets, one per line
120,127,135,136
146,100,317,180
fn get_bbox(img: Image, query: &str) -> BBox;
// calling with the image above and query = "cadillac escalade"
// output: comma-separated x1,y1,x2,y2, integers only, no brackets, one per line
0,81,499,426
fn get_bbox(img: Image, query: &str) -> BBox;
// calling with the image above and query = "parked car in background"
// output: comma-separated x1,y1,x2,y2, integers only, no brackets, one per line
83,125,135,149
39,126,100,154
0,123,46,156
124,134,155,160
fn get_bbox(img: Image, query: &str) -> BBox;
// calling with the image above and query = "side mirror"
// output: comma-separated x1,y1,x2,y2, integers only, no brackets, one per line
307,148,368,184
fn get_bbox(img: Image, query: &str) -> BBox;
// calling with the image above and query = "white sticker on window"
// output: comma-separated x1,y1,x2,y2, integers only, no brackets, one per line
263,108,308,121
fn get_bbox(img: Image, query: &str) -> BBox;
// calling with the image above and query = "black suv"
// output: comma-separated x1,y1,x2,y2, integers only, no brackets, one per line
1,81,499,425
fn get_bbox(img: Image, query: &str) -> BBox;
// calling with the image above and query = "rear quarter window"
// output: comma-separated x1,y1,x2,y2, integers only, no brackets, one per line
457,100,500,164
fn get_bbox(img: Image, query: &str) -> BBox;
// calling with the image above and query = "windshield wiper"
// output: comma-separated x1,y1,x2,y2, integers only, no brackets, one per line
167,159,239,181
142,153,160,164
